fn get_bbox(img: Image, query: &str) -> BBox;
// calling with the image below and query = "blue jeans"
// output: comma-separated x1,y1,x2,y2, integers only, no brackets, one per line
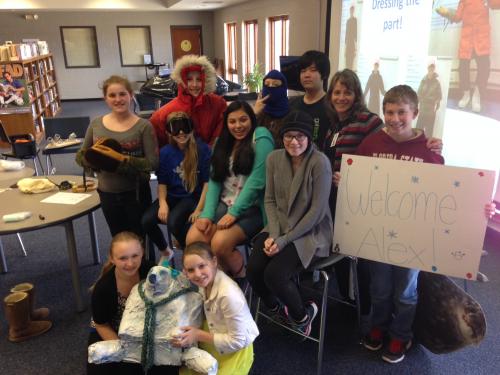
369,261,419,342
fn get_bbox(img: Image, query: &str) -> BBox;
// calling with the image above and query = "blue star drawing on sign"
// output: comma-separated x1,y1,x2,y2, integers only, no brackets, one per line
453,181,461,188
444,229,450,234
387,230,398,239
411,176,419,184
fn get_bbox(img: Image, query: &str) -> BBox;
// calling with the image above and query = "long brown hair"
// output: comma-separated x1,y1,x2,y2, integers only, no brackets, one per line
167,111,199,193
89,231,144,291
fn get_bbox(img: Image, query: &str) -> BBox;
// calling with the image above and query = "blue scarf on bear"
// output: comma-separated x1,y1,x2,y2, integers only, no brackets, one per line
262,70,289,118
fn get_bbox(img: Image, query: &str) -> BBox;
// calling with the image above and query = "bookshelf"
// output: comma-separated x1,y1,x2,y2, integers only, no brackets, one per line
0,54,61,143
22,54,61,123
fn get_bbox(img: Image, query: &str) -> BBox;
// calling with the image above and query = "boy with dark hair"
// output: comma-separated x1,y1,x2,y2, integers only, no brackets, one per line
357,85,444,363
289,50,331,148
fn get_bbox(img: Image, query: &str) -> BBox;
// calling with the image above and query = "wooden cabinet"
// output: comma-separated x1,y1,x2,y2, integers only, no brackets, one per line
0,54,61,144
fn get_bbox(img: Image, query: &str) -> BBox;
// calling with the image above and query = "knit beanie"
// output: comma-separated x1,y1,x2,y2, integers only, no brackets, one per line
261,70,289,118
279,110,313,140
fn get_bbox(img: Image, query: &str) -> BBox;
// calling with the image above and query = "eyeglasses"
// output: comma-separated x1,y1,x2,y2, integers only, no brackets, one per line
283,133,307,142
166,117,193,136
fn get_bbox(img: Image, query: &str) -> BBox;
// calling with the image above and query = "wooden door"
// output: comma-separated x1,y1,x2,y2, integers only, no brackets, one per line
170,26,202,63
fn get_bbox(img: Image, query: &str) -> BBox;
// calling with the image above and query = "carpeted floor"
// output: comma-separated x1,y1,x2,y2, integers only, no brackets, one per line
0,99,499,374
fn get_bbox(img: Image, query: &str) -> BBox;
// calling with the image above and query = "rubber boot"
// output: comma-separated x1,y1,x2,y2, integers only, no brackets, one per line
4,292,52,342
458,90,471,109
10,283,49,321
471,86,481,113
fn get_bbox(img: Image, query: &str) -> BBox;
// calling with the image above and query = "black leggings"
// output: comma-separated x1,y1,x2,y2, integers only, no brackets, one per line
459,54,491,95
98,182,152,238
141,196,197,250
247,232,306,320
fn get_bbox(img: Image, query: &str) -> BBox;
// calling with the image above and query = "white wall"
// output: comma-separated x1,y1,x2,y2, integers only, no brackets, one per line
213,0,329,81
0,11,214,99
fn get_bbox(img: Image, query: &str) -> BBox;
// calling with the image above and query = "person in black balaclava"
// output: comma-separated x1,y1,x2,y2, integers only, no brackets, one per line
254,70,289,148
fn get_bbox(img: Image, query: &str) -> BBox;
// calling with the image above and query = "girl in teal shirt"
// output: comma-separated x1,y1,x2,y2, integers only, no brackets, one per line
185,101,274,283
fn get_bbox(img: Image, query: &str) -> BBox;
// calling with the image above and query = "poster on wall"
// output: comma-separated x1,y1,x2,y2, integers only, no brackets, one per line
333,154,495,279
332,0,500,173
0,63,31,114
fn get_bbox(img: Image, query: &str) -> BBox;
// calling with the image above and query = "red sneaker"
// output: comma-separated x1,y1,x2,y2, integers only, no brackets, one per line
382,338,412,364
363,327,384,351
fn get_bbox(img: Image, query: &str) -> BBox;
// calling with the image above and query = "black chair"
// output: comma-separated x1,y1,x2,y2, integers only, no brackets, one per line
0,120,44,175
42,116,90,174
133,94,156,119
253,254,361,375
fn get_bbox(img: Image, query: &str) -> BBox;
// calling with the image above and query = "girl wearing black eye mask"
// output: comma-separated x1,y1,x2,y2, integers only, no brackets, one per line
141,111,211,263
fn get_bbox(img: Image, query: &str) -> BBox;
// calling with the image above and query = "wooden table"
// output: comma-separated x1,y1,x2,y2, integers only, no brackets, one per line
0,175,101,311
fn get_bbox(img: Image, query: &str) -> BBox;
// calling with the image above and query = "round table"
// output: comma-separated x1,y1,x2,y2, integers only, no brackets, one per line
0,166,35,183
0,175,101,311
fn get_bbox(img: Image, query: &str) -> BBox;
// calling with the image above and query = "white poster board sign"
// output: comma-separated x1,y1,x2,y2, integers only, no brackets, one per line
333,155,495,279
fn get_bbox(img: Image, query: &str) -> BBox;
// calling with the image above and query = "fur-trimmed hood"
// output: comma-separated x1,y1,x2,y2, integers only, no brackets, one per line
171,54,217,94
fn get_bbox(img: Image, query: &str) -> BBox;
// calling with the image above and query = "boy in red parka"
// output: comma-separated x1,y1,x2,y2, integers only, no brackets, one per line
150,55,227,148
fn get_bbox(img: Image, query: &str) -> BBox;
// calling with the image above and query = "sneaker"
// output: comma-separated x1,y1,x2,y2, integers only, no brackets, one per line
458,90,471,109
381,338,412,364
291,301,318,336
471,86,481,113
158,247,174,267
363,327,384,351
268,303,289,324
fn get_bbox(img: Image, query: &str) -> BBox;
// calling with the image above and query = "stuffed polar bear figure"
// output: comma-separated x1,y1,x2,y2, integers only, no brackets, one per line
88,265,218,374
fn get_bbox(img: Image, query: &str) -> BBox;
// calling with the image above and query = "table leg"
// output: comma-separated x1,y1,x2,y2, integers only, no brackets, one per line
0,237,7,273
64,221,84,312
45,154,51,175
88,212,100,264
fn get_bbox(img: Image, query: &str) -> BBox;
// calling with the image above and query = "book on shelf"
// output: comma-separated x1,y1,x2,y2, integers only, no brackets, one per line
33,81,40,96
38,60,45,75
23,66,30,80
32,64,37,77
48,57,53,70
27,84,34,101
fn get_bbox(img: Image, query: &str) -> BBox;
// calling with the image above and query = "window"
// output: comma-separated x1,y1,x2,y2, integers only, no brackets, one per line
267,15,289,71
60,26,100,68
242,20,258,76
224,22,238,83
117,26,153,66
